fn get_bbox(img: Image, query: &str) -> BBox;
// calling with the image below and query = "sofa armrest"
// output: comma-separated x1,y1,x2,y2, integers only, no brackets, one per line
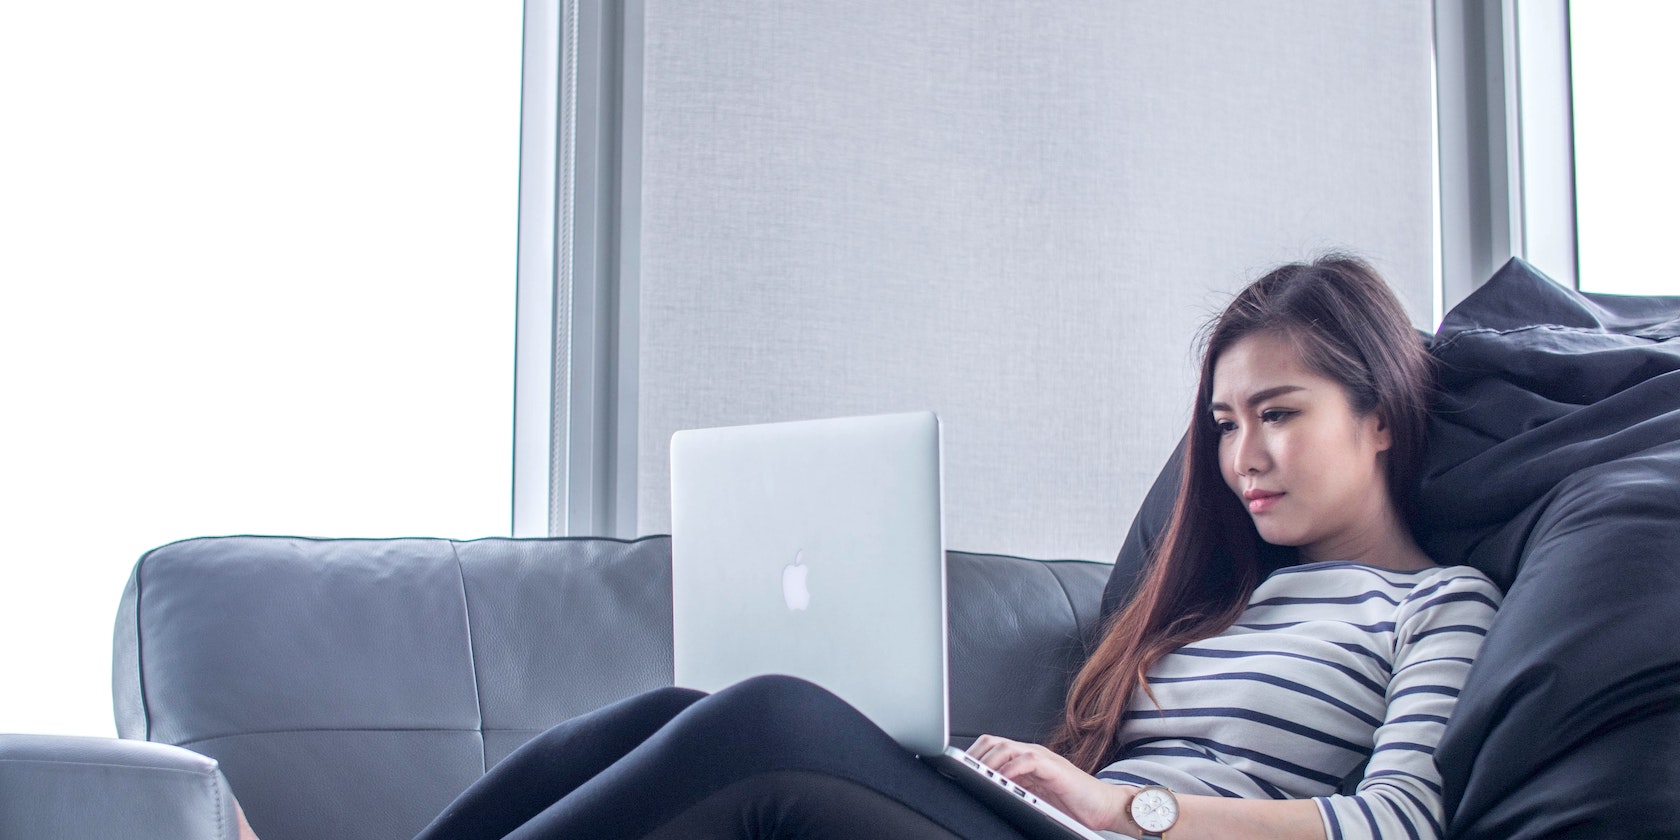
0,734,240,840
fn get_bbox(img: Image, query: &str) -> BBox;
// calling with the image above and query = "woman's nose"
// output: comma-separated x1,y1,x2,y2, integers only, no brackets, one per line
1231,427,1268,476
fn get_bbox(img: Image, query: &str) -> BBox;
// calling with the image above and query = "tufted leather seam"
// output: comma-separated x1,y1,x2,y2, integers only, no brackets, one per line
1042,562,1104,658
0,757,217,776
1048,564,1075,625
208,762,226,839
448,539,489,775
134,548,154,743
174,727,504,749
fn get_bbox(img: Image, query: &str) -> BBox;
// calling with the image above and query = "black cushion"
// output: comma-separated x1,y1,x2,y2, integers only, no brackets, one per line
1421,260,1680,838
1104,258,1680,836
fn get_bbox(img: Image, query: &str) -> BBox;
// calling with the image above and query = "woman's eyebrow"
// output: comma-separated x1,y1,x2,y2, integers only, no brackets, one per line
1208,385,1308,413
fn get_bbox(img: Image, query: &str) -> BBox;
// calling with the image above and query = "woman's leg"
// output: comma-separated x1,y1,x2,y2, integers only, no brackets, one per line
414,686,706,840
499,675,1029,840
639,770,979,840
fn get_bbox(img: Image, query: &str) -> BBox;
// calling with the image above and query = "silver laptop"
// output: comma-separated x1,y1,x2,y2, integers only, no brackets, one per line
670,412,1110,840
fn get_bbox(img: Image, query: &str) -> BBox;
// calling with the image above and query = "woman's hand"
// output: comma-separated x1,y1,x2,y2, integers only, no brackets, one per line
966,734,1134,834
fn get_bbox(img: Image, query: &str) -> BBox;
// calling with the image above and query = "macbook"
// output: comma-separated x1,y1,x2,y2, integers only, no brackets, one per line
670,411,1111,840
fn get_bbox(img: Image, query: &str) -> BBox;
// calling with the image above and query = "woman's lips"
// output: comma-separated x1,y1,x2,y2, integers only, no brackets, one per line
1244,489,1284,514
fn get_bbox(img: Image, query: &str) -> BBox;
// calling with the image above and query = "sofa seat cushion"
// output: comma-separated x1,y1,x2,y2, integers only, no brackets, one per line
115,534,1108,840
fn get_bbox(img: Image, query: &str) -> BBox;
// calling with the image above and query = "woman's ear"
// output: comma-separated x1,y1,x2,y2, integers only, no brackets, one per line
1369,413,1393,452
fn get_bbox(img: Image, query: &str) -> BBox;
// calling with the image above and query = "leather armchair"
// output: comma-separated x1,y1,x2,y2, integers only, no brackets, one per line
0,733,238,840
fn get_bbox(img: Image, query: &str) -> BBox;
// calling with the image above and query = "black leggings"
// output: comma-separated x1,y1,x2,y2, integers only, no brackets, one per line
412,674,1034,839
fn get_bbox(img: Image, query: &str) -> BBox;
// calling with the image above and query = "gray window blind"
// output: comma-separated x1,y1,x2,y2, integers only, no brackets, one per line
631,1,1435,561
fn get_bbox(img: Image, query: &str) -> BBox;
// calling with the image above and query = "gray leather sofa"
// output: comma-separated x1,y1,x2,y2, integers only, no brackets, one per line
1,535,1109,840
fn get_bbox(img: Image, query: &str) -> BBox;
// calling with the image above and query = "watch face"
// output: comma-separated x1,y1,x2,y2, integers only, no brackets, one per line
1131,787,1178,833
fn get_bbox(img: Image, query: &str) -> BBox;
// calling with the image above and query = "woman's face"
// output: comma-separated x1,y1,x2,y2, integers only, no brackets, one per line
1209,331,1393,563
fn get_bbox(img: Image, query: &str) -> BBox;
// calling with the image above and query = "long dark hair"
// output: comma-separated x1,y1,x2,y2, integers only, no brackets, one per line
1050,254,1435,773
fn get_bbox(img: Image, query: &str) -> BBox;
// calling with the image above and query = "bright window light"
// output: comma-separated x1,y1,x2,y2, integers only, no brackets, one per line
1571,1,1680,295
0,2,522,736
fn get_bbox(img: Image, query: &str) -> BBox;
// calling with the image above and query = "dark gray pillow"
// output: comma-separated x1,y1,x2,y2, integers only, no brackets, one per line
1422,259,1680,838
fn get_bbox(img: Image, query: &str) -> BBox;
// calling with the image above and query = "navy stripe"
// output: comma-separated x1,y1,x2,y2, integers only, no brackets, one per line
1404,570,1496,601
1204,780,1244,798
1403,577,1456,602
1141,736,1346,788
1407,624,1489,644
1120,736,1316,794
1356,795,1383,836
1123,738,1222,763
1394,655,1474,675
1391,684,1461,701
1126,707,1368,754
1125,745,1215,761
1096,767,1243,806
1240,768,1292,800
1385,713,1450,726
1094,560,1499,838
1236,619,1398,635
1096,770,1162,787
1372,740,1437,758
1390,797,1424,840
1141,671,1384,728
1269,562,1432,585
1321,798,1347,840
1172,647,1388,697
1249,589,1403,609
1377,780,1444,837
1409,589,1501,613
1329,640,1392,668
1364,768,1443,796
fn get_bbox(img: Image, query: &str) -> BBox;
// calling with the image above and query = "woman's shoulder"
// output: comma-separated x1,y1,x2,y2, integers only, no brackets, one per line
1266,559,1499,592
1256,561,1502,619
1262,559,1457,590
1392,563,1504,633
1405,563,1504,602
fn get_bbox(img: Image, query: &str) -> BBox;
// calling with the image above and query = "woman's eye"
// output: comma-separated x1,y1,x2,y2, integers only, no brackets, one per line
1260,409,1294,423
1213,419,1237,434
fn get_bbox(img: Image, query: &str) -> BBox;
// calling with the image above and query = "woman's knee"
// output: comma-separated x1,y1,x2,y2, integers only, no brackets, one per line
681,674,868,752
637,684,709,715
715,675,851,723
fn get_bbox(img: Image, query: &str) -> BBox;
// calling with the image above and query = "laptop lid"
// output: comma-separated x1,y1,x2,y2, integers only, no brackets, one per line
670,411,948,757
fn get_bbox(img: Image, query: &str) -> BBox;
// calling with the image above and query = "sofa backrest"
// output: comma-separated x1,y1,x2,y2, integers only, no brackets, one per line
113,535,1108,840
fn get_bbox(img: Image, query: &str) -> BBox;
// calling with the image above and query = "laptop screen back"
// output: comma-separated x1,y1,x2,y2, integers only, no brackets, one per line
669,411,948,756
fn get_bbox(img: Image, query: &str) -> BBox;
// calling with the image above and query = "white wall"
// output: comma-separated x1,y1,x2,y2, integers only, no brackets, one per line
632,1,1436,561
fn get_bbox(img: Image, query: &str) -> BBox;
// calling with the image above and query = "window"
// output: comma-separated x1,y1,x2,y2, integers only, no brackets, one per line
1571,1,1680,294
0,2,521,736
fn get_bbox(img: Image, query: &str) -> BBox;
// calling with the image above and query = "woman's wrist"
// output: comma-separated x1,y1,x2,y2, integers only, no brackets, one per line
1105,784,1145,836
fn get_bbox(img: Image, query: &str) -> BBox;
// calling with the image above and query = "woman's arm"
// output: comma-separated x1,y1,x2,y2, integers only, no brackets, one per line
976,567,1503,840
1312,568,1502,840
968,735,1325,840
236,798,261,840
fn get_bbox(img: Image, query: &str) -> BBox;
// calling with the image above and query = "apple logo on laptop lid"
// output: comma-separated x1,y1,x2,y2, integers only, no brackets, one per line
782,550,811,611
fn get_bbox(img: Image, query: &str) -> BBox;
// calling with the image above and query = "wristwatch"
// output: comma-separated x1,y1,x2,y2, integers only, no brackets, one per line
1129,785,1179,839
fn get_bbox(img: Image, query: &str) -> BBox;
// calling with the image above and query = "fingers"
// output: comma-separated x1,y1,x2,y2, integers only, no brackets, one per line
966,735,1051,779
966,734,1022,766
966,734,1006,759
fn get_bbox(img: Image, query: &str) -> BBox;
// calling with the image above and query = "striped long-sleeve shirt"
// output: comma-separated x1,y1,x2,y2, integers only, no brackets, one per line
1096,561,1502,840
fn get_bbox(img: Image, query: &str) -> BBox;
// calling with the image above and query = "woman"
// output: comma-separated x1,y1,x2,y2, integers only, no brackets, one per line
401,255,1500,840
967,255,1500,838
